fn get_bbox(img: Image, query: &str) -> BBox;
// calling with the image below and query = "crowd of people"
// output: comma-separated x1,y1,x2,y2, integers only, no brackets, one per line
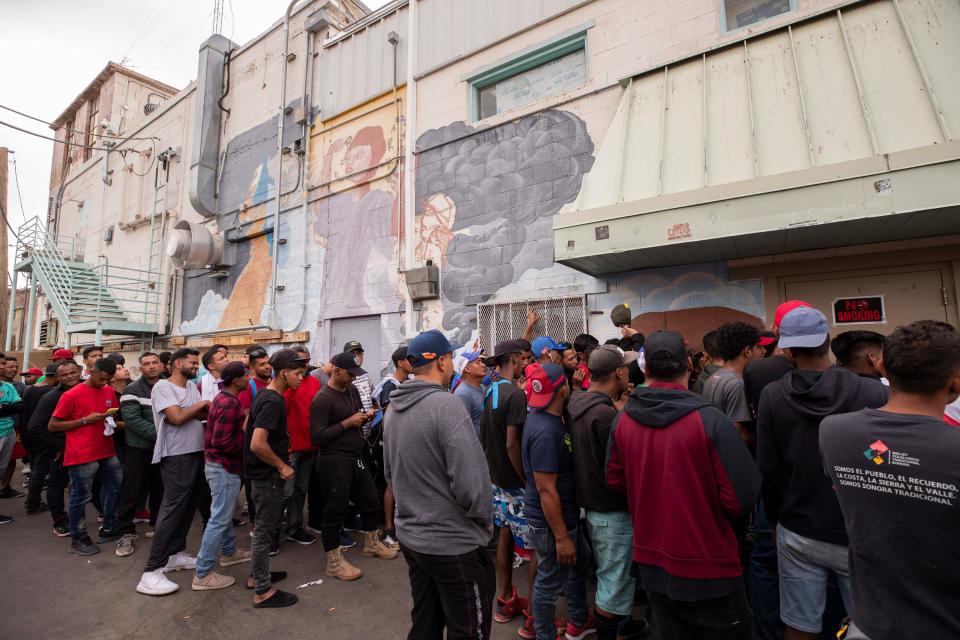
0,302,958,640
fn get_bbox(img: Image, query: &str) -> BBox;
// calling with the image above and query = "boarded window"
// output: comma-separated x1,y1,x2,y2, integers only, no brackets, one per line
476,295,587,350
721,0,795,32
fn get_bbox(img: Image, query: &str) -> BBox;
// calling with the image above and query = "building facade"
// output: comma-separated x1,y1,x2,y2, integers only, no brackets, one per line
29,0,960,374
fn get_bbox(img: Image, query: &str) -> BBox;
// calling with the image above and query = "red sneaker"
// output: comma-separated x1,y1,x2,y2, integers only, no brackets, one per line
517,610,536,639
495,586,528,623
564,608,596,640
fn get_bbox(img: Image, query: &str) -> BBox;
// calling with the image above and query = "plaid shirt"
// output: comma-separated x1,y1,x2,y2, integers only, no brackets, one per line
204,391,245,475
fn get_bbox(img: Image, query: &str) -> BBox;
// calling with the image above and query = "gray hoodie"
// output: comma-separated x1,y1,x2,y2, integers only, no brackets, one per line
384,379,493,555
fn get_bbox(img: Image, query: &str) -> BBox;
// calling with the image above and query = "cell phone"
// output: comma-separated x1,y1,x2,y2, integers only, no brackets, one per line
105,408,120,415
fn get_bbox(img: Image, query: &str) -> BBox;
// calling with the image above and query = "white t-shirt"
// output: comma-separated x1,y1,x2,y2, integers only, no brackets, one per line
151,379,205,463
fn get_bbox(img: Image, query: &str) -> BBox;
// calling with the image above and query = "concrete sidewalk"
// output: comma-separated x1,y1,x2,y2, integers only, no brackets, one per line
0,468,534,639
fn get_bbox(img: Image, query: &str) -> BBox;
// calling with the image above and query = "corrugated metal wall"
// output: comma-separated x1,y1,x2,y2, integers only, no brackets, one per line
575,0,960,210
319,4,409,118
416,0,587,74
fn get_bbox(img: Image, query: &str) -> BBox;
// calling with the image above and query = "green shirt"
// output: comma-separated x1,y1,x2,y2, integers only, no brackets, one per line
0,382,21,437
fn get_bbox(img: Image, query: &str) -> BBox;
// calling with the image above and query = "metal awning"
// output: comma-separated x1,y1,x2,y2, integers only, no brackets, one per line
554,0,960,275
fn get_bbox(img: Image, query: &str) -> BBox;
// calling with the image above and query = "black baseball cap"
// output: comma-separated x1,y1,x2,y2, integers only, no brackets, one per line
644,331,687,367
269,348,309,372
331,351,366,376
343,340,364,353
221,361,249,384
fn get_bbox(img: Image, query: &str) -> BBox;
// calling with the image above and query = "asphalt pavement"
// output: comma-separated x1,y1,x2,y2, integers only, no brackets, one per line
0,467,535,640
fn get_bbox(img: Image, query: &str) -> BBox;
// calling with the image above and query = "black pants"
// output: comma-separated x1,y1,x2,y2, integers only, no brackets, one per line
307,461,324,530
143,452,204,572
25,447,50,512
403,546,496,640
115,447,163,534
318,455,379,551
648,589,754,640
251,477,284,595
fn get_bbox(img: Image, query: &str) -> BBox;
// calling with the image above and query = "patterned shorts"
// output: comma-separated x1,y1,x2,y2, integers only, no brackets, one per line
491,484,530,553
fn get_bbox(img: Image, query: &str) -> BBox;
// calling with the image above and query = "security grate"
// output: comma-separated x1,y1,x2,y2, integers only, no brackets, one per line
476,295,587,350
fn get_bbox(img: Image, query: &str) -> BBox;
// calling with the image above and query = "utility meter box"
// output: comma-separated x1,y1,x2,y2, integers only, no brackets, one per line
404,265,440,301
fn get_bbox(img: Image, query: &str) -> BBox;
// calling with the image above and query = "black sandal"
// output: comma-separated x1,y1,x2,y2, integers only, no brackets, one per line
246,571,288,589
252,589,298,608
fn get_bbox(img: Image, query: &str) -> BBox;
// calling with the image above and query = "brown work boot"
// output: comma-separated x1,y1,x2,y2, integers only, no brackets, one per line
325,548,362,581
362,530,398,559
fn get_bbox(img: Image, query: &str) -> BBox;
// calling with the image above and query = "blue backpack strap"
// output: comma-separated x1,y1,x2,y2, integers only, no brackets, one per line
483,379,511,411
249,378,258,399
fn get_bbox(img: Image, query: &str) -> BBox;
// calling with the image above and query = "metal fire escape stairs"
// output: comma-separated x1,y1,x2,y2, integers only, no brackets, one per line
13,154,171,343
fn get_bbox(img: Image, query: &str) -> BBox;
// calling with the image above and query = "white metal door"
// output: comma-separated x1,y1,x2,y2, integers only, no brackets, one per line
330,315,383,382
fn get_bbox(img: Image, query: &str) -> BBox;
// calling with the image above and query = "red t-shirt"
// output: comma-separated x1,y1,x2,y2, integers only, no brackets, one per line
238,377,271,411
53,383,118,466
284,375,321,453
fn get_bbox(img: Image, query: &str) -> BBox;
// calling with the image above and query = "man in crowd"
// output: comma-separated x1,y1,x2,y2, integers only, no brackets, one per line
311,351,395,582
114,352,165,558
522,363,591,640
531,336,567,366
744,301,810,415
137,348,210,596
343,341,375,413
158,351,173,378
246,348,307,608
384,329,495,639
25,362,81,534
568,345,647,640
821,320,960,640
20,367,42,387
453,348,486,439
702,321,761,447
757,307,886,640
194,361,253,591
0,356,23,519
22,364,59,515
692,331,722,395
481,340,533,626
3,356,27,398
608,331,761,639
238,346,272,411
370,345,411,549
830,330,886,380
81,345,104,379
283,345,319,546
48,357,123,555
199,347,229,403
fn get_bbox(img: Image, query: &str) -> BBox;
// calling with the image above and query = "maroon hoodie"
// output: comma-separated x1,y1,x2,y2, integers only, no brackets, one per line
607,381,760,600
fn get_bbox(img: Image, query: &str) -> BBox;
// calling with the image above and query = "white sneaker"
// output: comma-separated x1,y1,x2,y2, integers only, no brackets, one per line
137,569,179,596
163,551,197,572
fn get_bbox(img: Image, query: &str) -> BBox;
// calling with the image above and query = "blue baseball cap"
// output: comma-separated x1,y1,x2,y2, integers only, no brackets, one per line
407,329,457,368
778,306,829,349
531,336,570,358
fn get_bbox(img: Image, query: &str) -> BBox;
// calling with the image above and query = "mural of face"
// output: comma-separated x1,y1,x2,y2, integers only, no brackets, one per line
414,110,595,344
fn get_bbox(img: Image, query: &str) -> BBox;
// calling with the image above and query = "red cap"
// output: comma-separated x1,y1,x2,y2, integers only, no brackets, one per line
773,300,811,330
53,349,75,360
757,336,776,347
20,367,43,377
524,363,566,409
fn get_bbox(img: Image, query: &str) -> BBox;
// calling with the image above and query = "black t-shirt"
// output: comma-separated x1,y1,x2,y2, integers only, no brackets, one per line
244,389,289,480
744,355,793,416
310,383,364,459
820,409,960,640
480,379,528,489
522,410,578,528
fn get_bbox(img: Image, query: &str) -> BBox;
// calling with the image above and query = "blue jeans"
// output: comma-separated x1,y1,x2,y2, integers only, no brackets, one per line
586,510,636,616
776,524,852,634
748,502,782,640
68,456,122,540
195,462,242,578
527,524,590,640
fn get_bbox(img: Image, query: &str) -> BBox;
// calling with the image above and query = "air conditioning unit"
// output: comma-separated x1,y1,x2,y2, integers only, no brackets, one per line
166,220,224,268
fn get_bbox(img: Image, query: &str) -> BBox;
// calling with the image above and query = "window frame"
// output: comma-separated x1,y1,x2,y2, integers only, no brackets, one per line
465,24,592,122
718,0,798,34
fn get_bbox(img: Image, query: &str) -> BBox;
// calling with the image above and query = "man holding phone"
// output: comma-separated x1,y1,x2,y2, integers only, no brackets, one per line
310,351,397,582
49,357,123,556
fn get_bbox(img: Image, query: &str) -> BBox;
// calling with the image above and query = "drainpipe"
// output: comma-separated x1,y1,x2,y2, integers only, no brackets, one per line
22,273,37,367
268,0,302,330
291,26,315,332
4,272,17,351
403,0,418,337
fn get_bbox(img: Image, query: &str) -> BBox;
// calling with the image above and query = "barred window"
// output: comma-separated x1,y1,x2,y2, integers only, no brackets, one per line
476,295,586,350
